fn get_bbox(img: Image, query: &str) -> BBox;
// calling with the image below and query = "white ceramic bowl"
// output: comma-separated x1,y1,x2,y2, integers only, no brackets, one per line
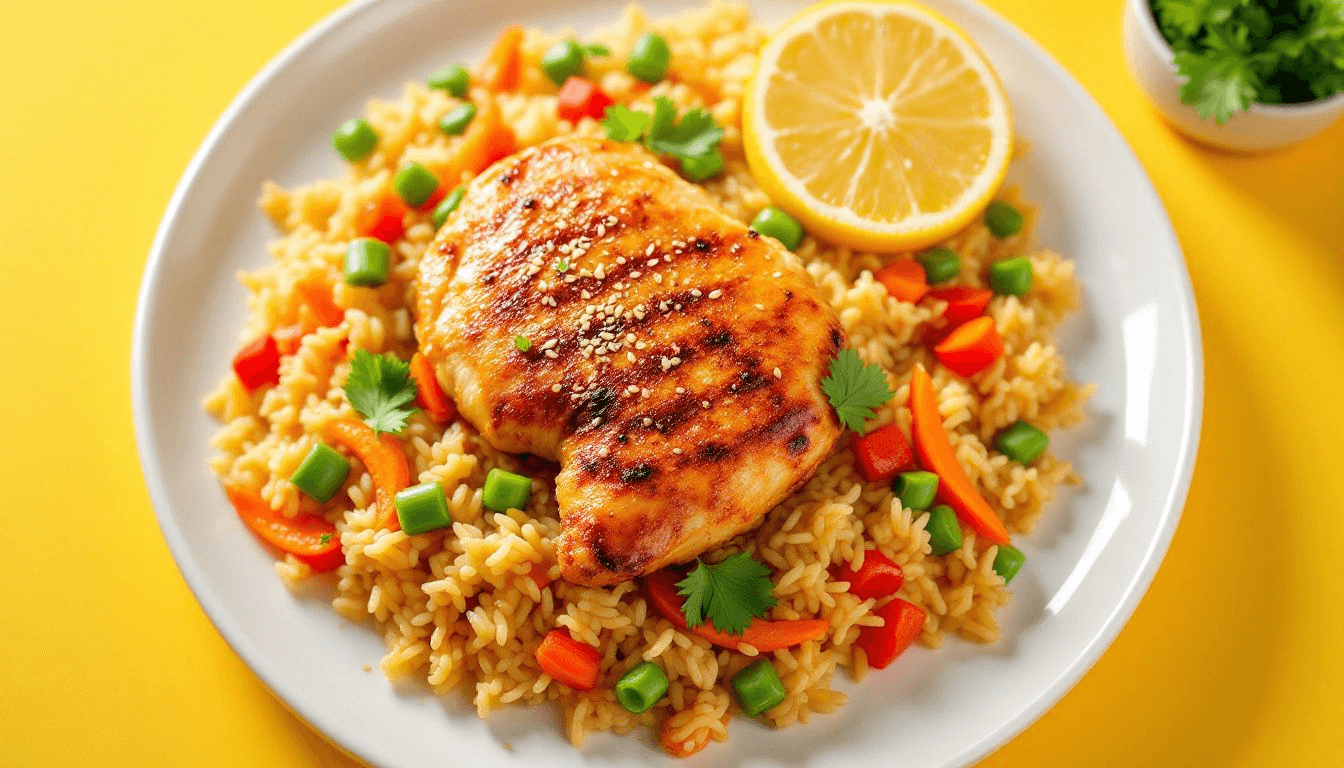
1122,0,1344,153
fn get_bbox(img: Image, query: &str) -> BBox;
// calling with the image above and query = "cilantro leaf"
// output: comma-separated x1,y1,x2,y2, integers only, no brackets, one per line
1175,49,1260,123
645,96,724,160
601,104,652,142
820,349,894,435
676,552,778,636
343,349,419,436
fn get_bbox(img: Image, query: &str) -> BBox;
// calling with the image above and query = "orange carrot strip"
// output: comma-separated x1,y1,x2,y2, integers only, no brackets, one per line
410,352,457,424
322,418,411,531
535,629,601,691
874,260,929,303
932,315,1003,377
296,281,345,328
441,97,517,184
225,486,343,572
644,571,828,653
908,366,1011,545
659,714,726,758
479,25,524,92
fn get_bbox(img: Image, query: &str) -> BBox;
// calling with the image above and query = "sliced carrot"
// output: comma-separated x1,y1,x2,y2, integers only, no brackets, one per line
874,260,929,303
525,561,553,590
927,286,992,324
225,485,343,572
908,366,1011,545
479,25,524,92
441,97,517,183
851,422,915,483
322,418,411,531
409,352,457,424
296,281,345,328
857,597,926,669
932,315,1003,377
535,629,601,691
644,570,829,653
358,194,409,243
659,713,726,758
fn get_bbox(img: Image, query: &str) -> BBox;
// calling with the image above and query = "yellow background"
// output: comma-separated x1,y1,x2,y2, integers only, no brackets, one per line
1,0,1340,764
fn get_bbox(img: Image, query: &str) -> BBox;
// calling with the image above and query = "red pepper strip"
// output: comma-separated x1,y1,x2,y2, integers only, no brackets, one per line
908,366,1011,545
535,629,601,691
232,335,280,391
927,286,993,325
874,260,929,303
358,194,409,243
851,422,915,483
835,550,905,601
409,352,457,425
479,25,525,92
322,418,411,532
857,597,926,669
224,485,343,572
644,570,829,653
556,76,613,123
933,315,1003,377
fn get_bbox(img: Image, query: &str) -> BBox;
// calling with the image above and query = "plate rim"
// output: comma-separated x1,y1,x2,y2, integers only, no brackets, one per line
130,0,1204,766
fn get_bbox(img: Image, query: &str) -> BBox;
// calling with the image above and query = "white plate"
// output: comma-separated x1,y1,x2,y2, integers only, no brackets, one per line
131,1,1203,766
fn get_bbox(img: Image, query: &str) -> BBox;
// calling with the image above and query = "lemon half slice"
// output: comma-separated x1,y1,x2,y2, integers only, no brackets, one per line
743,1,1013,251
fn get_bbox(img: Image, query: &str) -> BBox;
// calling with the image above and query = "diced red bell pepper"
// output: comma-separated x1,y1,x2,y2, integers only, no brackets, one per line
556,76,614,123
857,597,926,670
928,286,993,324
835,550,905,600
232,335,280,390
932,315,1003,377
852,423,915,483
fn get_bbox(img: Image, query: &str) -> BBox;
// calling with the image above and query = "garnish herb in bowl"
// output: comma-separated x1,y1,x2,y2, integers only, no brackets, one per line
820,348,895,434
601,96,725,181
1151,0,1344,123
675,551,778,636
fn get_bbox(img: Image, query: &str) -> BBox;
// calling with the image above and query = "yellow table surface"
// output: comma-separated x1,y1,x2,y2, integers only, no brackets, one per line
2,0,1341,764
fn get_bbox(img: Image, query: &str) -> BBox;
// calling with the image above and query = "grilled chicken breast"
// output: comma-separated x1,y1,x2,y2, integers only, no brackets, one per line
415,137,844,586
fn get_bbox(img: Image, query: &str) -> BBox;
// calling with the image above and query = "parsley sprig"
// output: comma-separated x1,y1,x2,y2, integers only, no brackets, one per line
1151,0,1344,124
601,96,725,180
343,349,419,436
676,552,778,636
820,349,895,435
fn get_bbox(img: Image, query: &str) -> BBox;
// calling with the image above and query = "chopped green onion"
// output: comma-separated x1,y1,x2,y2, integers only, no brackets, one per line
542,39,585,85
427,64,469,98
993,544,1025,583
615,661,668,714
892,471,939,511
483,467,532,512
344,238,391,287
290,443,350,503
394,482,452,535
626,32,671,83
583,43,610,58
925,504,963,556
394,162,439,208
750,206,804,251
331,118,379,162
988,257,1033,296
731,659,787,717
440,103,478,136
680,149,724,182
995,420,1049,464
514,336,531,352
555,259,569,273
985,201,1023,238
432,187,466,228
918,247,960,284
